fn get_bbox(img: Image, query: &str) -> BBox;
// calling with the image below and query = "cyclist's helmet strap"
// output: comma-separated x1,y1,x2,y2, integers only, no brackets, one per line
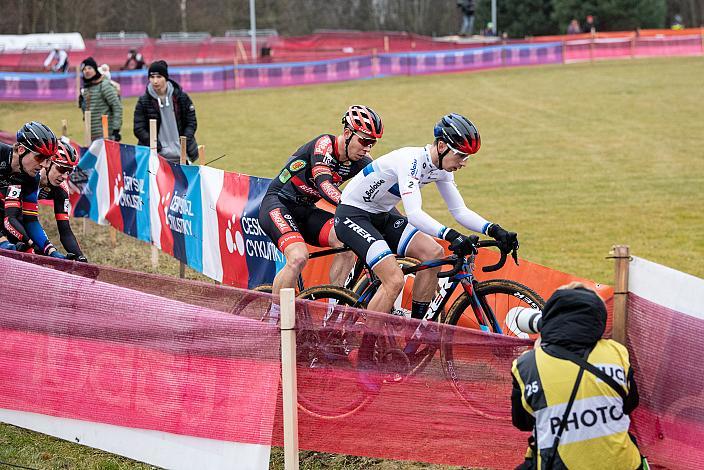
433,113,481,169
342,105,383,158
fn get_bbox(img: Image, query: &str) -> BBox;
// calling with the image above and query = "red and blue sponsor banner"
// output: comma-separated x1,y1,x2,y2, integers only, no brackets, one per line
72,140,282,288
103,141,151,243
149,154,203,272
200,168,282,289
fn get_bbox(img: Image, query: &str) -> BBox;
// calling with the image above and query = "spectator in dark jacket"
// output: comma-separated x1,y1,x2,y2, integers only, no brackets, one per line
133,60,198,164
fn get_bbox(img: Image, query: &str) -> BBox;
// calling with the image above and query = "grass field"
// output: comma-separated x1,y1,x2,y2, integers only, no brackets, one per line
0,55,702,469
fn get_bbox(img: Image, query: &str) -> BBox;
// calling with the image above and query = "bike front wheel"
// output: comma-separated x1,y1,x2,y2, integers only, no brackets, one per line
440,279,545,419
296,285,373,419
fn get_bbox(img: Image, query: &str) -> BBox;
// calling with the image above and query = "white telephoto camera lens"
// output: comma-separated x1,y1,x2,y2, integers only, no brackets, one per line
506,307,542,337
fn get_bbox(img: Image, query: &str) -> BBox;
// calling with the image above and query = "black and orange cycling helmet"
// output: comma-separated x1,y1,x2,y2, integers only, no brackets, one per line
52,141,79,170
342,105,384,139
434,113,481,156
16,121,58,158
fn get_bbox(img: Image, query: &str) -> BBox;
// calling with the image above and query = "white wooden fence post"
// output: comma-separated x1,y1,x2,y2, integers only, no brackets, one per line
280,288,299,469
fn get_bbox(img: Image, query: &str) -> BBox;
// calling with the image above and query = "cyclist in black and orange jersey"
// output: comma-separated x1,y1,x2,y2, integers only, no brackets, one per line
0,121,60,255
258,105,384,297
32,140,87,261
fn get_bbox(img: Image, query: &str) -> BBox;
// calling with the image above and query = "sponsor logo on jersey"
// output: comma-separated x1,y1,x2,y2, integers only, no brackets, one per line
410,158,419,177
342,217,376,244
289,159,307,172
319,180,340,203
362,179,385,203
63,199,70,213
269,208,292,234
278,168,292,183
393,218,404,229
314,136,333,156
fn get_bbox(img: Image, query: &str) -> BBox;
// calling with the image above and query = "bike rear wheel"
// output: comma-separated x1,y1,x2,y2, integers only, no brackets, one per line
440,279,545,419
296,285,373,419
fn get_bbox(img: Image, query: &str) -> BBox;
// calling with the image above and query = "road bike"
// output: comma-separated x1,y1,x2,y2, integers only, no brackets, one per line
295,239,544,419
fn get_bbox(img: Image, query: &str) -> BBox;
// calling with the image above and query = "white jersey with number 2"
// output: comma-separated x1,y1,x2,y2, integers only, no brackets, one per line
340,145,492,239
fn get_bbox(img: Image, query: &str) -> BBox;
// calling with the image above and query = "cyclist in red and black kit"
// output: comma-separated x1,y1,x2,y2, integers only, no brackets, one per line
34,140,87,261
259,105,384,297
0,121,59,254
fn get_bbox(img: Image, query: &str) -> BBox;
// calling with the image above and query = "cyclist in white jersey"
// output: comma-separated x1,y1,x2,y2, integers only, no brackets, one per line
335,113,519,320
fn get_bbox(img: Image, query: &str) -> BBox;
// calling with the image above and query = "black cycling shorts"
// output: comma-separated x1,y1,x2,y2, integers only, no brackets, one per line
258,194,335,252
334,204,419,269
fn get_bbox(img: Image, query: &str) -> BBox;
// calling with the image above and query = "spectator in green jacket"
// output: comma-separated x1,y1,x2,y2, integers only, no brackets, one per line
78,57,123,142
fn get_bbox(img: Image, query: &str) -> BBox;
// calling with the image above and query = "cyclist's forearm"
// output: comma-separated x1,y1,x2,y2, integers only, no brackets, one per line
436,180,491,234
449,206,491,235
57,219,83,256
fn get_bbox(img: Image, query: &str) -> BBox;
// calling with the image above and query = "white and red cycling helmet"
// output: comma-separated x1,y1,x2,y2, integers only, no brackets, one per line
342,105,384,139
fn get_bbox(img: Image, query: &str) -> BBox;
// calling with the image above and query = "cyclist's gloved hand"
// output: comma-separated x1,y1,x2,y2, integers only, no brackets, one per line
16,241,35,253
0,240,17,251
488,223,519,254
66,253,88,262
445,229,478,255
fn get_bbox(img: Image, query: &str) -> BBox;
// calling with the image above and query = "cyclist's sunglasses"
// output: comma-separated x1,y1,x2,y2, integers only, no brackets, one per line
446,143,470,160
354,132,377,148
20,145,51,162
54,164,74,175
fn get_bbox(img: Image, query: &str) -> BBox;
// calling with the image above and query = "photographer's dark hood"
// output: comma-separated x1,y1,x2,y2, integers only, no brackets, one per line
540,287,607,350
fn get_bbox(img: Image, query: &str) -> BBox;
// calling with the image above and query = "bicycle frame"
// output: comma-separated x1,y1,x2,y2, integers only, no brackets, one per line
355,250,505,334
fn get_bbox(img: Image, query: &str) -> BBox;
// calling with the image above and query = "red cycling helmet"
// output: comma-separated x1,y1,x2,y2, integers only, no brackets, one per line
52,141,79,169
342,105,384,139
16,121,58,158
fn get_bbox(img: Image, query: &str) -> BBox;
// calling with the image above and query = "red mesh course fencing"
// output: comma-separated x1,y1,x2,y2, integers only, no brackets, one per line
627,293,704,469
0,253,280,446
0,251,535,468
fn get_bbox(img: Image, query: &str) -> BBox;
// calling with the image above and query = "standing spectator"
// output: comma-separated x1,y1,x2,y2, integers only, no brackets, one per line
567,19,582,34
122,49,145,70
78,57,123,142
511,283,645,470
43,47,69,73
457,0,475,36
584,15,596,34
133,60,198,164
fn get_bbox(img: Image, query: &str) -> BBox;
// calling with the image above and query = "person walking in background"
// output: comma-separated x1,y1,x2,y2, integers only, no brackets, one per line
584,15,597,34
567,19,582,34
511,282,646,470
122,49,145,70
78,57,123,142
43,47,69,73
457,0,475,36
133,60,198,164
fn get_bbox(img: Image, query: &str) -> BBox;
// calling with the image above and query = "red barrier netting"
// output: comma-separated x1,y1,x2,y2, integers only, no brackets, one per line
271,298,534,468
0,254,280,446
0,251,536,467
627,293,704,469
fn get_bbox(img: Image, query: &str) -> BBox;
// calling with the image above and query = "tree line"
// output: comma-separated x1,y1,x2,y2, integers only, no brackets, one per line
1,0,701,40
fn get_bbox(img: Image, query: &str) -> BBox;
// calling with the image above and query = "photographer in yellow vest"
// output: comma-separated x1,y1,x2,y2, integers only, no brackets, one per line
511,282,646,469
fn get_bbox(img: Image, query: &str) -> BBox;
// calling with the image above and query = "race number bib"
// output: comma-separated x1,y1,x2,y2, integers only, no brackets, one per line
7,185,21,199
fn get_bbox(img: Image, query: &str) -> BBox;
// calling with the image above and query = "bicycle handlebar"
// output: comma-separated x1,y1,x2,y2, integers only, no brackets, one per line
437,239,519,278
